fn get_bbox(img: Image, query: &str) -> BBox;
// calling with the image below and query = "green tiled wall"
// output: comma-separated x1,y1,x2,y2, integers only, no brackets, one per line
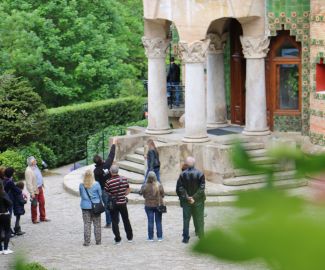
267,0,310,134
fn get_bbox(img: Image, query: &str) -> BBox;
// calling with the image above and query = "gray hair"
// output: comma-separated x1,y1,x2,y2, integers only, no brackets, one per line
110,164,119,175
147,171,158,183
27,156,36,166
185,156,195,168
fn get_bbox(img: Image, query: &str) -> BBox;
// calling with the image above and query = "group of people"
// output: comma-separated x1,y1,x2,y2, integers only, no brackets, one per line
80,138,206,245
0,157,49,255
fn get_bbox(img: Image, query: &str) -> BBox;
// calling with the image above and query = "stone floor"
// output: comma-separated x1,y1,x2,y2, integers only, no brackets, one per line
1,165,267,270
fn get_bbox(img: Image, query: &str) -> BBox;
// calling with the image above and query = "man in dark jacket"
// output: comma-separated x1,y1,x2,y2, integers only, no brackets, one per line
167,57,181,106
93,137,117,228
176,156,206,243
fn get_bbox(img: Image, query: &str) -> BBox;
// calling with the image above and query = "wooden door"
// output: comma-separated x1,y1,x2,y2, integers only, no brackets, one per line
230,19,246,125
266,31,301,130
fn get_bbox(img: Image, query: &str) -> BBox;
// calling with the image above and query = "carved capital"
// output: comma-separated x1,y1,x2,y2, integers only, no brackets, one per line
179,39,210,63
142,37,170,59
207,33,228,54
240,36,270,58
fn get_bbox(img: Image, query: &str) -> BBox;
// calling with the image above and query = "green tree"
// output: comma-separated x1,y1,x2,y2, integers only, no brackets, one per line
0,74,47,151
0,0,146,107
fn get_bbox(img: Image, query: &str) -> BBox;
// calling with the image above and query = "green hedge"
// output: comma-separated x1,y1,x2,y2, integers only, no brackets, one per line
0,143,57,180
87,119,147,163
45,97,145,165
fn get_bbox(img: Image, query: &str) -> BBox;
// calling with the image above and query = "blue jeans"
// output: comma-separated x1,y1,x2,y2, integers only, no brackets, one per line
102,191,112,225
145,206,163,239
167,82,181,106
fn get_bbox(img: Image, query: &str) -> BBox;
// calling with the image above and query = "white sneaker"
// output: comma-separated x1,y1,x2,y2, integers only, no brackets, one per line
127,240,133,243
114,241,121,245
3,249,14,255
146,238,154,242
157,238,164,242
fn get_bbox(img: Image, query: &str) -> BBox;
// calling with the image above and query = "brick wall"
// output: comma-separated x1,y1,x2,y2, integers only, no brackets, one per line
310,0,325,145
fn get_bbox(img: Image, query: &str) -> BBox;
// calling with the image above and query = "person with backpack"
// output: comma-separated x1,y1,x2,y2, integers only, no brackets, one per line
93,138,117,228
0,181,13,254
141,171,165,242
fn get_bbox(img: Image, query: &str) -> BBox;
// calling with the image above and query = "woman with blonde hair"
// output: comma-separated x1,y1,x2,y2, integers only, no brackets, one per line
79,169,102,246
141,171,165,241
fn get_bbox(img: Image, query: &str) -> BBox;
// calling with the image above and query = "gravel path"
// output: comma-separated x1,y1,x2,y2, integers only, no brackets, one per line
1,166,265,270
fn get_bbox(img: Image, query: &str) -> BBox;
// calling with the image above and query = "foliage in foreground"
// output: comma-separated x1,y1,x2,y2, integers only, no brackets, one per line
194,143,325,270
0,74,47,151
13,255,47,270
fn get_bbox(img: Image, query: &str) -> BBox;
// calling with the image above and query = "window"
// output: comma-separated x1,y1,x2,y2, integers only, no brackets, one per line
277,64,299,110
316,58,325,92
276,39,299,58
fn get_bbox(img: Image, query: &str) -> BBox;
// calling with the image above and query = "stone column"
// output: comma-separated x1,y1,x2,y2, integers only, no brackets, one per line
240,36,271,136
206,33,228,128
142,37,171,135
179,39,210,143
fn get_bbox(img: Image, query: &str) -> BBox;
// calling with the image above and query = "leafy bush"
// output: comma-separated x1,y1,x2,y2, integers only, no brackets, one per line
0,143,57,179
0,150,26,179
45,97,145,165
13,255,47,270
0,74,47,151
86,119,147,163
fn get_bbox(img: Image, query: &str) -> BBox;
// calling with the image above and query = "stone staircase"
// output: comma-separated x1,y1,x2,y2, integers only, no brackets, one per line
116,137,308,206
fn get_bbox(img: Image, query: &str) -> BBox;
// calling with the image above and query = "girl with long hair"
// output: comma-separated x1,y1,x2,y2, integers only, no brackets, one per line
144,139,161,183
141,171,165,241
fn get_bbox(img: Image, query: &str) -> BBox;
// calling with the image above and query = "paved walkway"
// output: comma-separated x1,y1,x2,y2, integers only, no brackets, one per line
1,166,266,270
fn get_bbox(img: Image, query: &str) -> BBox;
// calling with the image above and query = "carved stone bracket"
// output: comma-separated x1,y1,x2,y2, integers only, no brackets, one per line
179,39,210,63
207,33,228,54
142,37,170,59
240,36,270,59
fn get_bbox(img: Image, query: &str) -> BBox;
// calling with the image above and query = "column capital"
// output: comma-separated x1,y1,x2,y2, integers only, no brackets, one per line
207,33,228,54
142,37,170,59
179,39,210,63
240,36,270,58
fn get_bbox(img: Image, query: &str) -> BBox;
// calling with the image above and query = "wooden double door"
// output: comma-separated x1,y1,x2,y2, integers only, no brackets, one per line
229,27,301,130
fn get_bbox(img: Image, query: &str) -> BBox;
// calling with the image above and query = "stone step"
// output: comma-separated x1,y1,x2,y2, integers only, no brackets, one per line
126,153,145,165
117,160,145,174
126,193,238,206
234,163,295,177
247,148,267,158
119,169,144,184
135,147,145,155
250,156,276,165
223,170,297,186
242,142,265,151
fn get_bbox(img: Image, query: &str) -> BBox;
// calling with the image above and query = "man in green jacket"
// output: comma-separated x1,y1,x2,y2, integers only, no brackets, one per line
176,156,206,243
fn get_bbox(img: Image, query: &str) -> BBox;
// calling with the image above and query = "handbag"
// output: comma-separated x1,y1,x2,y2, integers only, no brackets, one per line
84,185,105,215
156,184,167,214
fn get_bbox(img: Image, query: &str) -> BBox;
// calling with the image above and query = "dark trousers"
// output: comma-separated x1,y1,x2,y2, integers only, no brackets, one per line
15,215,21,230
102,191,112,225
0,214,11,251
110,204,133,242
31,187,46,222
182,202,205,241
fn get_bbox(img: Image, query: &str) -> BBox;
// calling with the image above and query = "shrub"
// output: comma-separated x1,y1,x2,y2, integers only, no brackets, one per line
45,97,145,164
0,143,57,179
13,255,48,270
0,74,47,151
87,119,148,163
0,150,26,179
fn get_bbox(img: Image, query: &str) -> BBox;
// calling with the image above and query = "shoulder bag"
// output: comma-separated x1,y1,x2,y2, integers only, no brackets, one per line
156,184,167,214
84,185,105,215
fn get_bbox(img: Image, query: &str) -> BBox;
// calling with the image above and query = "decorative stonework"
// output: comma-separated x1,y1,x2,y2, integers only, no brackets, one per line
207,33,228,54
240,36,270,59
179,39,210,63
267,1,310,135
274,115,302,132
142,37,170,59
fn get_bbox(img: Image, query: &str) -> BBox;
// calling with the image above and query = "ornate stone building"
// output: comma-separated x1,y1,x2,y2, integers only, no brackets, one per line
142,0,325,146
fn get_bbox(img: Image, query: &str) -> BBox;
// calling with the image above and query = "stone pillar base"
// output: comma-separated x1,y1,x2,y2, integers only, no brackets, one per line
182,136,210,143
242,129,271,136
207,122,229,128
145,128,172,135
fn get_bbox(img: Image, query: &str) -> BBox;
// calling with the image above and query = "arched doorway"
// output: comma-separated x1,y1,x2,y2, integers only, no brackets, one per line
266,30,302,130
229,19,246,125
